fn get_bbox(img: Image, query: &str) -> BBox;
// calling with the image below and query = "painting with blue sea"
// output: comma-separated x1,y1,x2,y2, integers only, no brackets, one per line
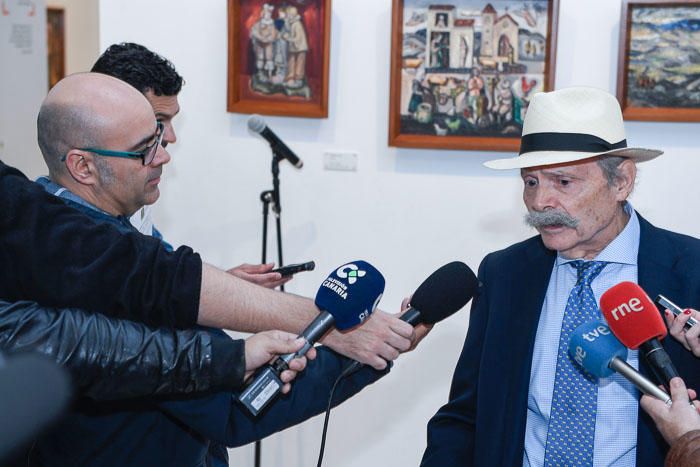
627,4,700,109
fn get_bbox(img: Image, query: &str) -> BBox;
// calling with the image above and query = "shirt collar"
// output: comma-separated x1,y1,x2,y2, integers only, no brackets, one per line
35,175,122,220
555,201,639,267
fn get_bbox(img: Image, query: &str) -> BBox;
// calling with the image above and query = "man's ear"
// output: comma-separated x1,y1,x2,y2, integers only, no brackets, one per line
64,149,98,186
614,159,637,201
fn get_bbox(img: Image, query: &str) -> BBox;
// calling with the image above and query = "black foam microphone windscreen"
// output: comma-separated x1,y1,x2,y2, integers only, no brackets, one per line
407,261,479,325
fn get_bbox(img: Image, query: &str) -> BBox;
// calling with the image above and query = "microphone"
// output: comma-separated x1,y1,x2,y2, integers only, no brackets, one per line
400,261,479,326
247,115,303,169
238,260,385,416
568,321,671,405
600,281,680,390
344,261,479,376
0,353,72,462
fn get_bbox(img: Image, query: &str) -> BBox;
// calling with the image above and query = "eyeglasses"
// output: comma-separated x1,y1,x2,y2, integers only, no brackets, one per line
63,122,164,166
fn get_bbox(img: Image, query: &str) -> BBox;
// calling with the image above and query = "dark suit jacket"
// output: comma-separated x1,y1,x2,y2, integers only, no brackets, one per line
421,215,700,467
31,346,387,466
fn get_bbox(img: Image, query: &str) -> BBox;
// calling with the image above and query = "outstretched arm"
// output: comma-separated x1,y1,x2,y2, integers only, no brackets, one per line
158,346,389,447
198,264,415,369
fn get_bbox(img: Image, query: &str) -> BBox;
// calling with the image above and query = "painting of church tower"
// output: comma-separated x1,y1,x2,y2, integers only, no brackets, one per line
479,3,519,69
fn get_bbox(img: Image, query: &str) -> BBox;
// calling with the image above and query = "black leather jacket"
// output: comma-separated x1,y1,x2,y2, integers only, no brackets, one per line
0,301,245,400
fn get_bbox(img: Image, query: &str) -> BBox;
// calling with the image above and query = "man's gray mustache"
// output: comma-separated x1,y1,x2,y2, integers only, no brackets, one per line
524,210,579,229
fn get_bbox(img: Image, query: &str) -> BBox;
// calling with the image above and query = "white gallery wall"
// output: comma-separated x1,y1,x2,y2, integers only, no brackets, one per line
99,1,700,466
0,0,98,179
0,0,47,178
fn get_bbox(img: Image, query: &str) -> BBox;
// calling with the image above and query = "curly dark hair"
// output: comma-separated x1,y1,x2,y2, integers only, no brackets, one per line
91,42,184,96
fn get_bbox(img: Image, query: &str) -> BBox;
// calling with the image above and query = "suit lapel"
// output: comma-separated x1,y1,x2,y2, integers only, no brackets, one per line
508,237,556,461
637,214,682,305
635,214,684,466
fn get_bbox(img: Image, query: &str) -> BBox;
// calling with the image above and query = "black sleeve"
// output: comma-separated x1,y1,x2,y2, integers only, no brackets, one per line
0,161,201,328
225,347,391,447
0,300,245,400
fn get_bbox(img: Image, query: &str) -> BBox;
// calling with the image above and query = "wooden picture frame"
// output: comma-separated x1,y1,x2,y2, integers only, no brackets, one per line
227,0,331,118
388,0,559,151
617,0,700,122
47,7,65,90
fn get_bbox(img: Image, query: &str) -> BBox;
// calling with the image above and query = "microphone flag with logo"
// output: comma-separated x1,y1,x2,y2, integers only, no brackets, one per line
600,281,667,349
600,281,679,389
569,320,627,379
315,260,384,331
238,260,384,416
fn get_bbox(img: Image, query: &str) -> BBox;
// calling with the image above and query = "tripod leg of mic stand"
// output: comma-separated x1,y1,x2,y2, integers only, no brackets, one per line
276,213,284,292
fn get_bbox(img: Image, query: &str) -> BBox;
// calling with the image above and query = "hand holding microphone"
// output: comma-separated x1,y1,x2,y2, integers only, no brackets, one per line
398,261,479,327
397,260,479,352
600,282,680,390
243,331,317,394
344,261,479,375
238,260,385,416
640,377,700,446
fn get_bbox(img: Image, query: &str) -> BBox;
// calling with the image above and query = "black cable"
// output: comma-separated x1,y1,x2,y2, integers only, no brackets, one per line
316,363,357,467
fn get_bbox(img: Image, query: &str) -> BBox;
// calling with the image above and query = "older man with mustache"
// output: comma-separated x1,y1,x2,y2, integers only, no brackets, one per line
421,87,700,467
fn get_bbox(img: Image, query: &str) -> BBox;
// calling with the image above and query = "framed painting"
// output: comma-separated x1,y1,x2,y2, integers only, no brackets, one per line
617,0,700,122
227,0,331,118
388,0,559,151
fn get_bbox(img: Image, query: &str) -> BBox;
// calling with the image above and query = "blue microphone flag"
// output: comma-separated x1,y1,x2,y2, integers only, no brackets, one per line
314,260,385,331
568,320,627,378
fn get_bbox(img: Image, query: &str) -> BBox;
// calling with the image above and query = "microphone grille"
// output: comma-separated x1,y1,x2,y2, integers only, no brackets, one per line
411,261,478,324
247,115,266,134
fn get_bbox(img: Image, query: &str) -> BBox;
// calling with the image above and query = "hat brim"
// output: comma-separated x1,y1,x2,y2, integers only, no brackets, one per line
484,147,663,170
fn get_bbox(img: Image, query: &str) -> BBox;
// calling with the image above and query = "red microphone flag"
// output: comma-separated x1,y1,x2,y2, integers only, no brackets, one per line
600,281,667,349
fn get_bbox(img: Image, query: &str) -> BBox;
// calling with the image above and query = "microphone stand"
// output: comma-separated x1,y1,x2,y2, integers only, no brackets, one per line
255,150,286,467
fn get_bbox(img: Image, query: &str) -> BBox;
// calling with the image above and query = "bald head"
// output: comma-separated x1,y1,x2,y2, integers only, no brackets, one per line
37,72,154,176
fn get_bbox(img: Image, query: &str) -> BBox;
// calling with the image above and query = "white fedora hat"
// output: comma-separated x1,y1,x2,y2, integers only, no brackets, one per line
484,86,663,170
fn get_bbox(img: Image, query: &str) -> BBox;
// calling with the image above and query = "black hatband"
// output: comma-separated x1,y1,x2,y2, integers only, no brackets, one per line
519,132,627,155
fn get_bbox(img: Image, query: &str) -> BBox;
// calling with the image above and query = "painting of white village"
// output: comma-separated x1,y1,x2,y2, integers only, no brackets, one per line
399,1,552,139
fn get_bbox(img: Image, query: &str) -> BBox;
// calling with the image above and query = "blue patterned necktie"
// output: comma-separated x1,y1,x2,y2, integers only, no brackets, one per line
543,260,608,467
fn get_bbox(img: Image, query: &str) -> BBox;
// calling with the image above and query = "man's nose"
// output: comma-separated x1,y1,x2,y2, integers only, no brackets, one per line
150,144,171,167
